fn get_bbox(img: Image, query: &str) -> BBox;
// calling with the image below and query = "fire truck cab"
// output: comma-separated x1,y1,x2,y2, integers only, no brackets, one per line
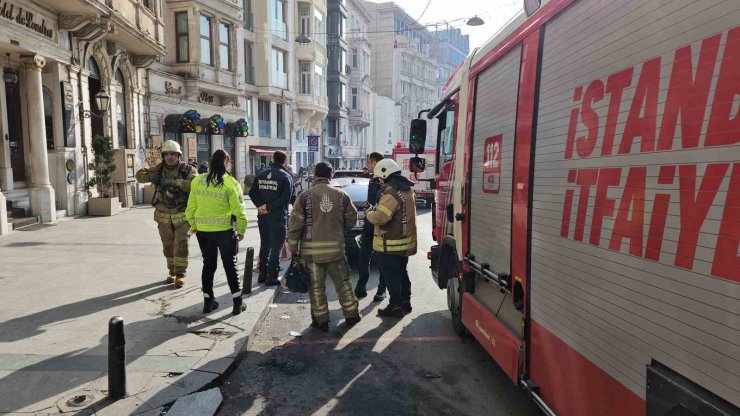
407,1,740,415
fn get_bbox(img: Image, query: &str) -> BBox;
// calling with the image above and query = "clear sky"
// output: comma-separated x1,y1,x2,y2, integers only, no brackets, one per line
365,0,524,50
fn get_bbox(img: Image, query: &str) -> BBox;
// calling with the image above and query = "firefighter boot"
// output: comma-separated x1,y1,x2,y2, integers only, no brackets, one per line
265,270,280,286
166,275,176,284
175,275,185,288
232,295,246,316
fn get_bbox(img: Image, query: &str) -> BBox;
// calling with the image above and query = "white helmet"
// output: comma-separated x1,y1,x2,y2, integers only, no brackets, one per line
161,140,182,155
374,158,401,179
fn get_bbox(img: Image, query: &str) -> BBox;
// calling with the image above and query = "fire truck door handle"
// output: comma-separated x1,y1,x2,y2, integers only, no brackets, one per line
446,204,454,222
455,213,465,221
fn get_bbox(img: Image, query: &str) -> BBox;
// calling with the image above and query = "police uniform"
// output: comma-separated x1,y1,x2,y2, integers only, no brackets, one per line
287,177,360,328
186,172,248,315
355,173,386,297
248,163,293,284
135,142,196,287
366,160,417,317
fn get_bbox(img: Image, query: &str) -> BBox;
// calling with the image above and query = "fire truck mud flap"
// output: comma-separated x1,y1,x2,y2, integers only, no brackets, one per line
461,293,522,384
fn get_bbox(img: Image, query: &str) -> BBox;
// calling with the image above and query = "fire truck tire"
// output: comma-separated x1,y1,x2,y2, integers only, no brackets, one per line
448,277,470,338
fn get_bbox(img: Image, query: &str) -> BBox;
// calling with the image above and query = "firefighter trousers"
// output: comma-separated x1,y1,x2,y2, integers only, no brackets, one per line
307,259,360,325
196,230,241,299
377,254,411,307
156,211,190,277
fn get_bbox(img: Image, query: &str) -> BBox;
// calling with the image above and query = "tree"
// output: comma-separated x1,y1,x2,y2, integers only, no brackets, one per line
87,135,116,198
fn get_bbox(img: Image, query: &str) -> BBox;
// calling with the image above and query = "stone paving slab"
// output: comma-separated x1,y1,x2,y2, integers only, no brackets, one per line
0,200,279,414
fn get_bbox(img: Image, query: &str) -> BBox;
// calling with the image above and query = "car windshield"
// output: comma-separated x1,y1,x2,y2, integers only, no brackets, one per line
331,178,369,208
333,170,366,178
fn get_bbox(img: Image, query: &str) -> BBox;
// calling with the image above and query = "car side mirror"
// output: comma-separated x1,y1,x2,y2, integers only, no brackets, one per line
409,119,427,154
410,156,425,173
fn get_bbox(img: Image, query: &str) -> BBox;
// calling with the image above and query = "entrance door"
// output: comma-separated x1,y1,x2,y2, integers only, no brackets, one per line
223,136,236,175
196,134,211,166
5,74,24,181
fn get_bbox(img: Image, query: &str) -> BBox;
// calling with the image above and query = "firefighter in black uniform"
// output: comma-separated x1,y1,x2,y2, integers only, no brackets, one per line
354,152,386,301
249,151,293,285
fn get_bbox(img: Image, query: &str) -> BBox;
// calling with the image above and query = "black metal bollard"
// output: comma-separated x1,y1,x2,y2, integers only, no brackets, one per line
108,316,126,400
242,247,254,295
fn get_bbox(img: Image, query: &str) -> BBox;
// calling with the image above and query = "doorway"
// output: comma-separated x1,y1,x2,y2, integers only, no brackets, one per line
5,70,24,182
87,58,104,140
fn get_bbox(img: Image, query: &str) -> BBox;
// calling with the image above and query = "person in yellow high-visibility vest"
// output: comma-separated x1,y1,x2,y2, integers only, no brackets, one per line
365,158,417,318
186,150,248,315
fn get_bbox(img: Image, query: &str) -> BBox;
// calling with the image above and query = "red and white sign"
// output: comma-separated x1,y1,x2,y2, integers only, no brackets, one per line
482,135,503,194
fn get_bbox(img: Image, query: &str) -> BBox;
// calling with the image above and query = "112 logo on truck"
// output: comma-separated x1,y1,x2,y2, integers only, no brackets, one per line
558,27,739,283
483,135,503,194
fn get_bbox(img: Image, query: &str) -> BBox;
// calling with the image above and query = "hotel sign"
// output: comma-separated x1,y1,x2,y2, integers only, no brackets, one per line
0,1,56,41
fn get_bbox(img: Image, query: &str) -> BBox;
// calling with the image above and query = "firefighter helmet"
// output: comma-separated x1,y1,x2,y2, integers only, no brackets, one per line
374,158,401,179
160,140,182,155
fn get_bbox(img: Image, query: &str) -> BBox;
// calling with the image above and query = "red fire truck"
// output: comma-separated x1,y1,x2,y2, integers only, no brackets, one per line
407,1,740,415
392,148,436,208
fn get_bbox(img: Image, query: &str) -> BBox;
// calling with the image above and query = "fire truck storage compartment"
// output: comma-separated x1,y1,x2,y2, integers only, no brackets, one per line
529,0,740,412
468,44,521,280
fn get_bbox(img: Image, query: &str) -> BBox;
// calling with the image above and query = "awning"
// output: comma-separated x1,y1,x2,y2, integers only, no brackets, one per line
249,146,286,156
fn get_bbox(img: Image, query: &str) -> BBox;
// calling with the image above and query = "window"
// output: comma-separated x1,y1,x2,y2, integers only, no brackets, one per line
175,12,188,62
315,64,324,97
243,0,253,31
340,48,347,74
299,4,311,36
276,104,285,139
258,100,271,137
244,41,254,84
143,0,152,10
115,69,128,148
314,9,325,46
363,50,370,73
300,61,311,94
271,48,287,88
219,23,231,70
438,106,456,170
271,0,287,40
352,87,357,110
200,15,212,65
352,48,357,68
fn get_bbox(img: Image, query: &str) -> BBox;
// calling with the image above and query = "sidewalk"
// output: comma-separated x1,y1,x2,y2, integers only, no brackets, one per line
0,198,279,415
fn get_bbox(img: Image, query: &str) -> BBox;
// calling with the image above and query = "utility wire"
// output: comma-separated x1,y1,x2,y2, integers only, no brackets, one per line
415,0,433,22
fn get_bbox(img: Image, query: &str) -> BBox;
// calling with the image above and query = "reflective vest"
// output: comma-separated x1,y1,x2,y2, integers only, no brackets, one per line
185,173,248,234
366,184,417,257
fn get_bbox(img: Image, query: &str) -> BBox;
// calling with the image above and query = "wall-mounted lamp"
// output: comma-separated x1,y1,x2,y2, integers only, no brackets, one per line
80,89,110,118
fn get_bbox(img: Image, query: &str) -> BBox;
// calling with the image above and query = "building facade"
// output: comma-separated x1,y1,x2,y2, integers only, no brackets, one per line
431,27,469,98
344,0,372,168
0,0,165,233
323,0,348,169
292,0,328,174
363,1,439,147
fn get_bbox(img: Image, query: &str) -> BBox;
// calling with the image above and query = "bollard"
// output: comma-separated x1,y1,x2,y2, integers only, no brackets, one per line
242,247,254,295
108,316,126,400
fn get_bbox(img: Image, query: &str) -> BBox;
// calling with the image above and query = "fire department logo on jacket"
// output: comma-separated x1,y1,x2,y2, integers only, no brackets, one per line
319,193,333,213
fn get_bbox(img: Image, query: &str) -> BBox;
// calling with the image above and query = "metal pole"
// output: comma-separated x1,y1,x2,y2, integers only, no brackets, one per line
242,246,254,295
108,316,126,400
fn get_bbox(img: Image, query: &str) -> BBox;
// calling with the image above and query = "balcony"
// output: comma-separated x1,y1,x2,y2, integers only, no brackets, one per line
349,108,370,127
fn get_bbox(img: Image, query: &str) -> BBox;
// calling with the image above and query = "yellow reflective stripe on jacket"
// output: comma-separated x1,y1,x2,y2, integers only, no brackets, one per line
375,204,393,218
301,247,342,255
373,236,416,252
301,241,341,248
194,216,231,225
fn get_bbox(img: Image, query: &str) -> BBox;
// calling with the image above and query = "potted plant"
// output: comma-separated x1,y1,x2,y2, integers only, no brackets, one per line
86,135,121,216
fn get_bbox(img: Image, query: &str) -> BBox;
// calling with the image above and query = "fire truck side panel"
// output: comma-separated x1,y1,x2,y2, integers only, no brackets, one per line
529,0,740,413
468,45,522,277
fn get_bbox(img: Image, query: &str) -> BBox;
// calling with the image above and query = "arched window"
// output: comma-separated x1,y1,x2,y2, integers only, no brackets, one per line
87,58,104,140
115,69,128,148
43,87,54,150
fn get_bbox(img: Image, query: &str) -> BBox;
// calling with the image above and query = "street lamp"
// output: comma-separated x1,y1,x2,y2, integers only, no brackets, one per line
466,16,485,26
80,89,111,118
295,33,312,44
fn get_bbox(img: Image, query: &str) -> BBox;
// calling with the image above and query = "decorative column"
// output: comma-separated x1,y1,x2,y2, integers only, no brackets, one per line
21,54,56,223
0,186,8,235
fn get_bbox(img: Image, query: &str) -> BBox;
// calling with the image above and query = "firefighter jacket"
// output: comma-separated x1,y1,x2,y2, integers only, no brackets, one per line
363,174,383,233
365,174,417,257
185,173,248,234
287,177,358,264
136,162,196,225
248,163,294,218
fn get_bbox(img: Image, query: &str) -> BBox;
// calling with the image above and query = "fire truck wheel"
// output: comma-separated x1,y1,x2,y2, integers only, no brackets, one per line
448,277,470,338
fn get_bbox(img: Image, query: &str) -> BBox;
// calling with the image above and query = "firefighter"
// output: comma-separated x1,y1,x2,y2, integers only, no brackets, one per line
248,151,293,285
186,150,248,315
135,140,197,287
287,162,361,331
354,152,387,302
366,158,417,318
